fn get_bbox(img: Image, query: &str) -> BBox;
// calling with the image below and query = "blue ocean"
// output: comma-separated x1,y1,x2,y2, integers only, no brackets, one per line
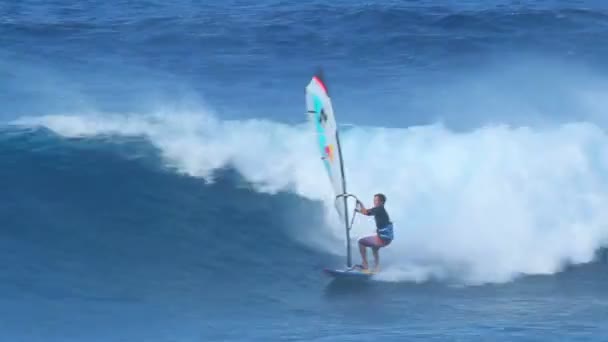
3,0,608,340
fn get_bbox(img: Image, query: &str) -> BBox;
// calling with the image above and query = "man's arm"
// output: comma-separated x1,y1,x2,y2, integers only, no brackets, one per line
356,201,374,216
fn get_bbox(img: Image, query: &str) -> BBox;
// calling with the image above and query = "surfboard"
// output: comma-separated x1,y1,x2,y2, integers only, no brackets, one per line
323,266,376,279
306,70,369,278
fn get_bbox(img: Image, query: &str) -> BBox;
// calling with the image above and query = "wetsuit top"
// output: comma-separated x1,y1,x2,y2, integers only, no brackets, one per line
364,205,393,241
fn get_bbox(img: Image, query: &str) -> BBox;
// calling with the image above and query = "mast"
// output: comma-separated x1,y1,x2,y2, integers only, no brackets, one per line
319,69,351,268
335,130,351,267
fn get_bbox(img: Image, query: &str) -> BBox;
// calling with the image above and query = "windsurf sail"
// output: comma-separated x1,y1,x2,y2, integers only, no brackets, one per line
305,71,353,267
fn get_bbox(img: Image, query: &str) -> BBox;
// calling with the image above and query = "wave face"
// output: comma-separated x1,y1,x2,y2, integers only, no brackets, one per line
10,111,608,285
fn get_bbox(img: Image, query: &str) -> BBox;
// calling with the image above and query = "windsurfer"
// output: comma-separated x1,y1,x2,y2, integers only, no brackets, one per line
355,193,393,272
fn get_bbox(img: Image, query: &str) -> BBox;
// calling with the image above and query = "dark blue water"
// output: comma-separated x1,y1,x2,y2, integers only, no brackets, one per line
3,1,608,340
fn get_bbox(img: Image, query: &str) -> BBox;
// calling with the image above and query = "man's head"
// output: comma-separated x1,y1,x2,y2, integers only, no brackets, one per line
373,193,386,206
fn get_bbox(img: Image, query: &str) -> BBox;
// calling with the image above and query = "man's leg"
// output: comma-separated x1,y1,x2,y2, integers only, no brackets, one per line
358,236,380,269
372,236,391,271
358,240,368,269
372,247,380,271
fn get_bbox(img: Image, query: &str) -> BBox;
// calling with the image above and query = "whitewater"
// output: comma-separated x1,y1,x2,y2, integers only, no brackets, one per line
12,105,608,285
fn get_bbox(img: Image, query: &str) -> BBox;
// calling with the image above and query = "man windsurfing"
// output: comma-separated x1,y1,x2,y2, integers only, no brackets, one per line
355,193,394,272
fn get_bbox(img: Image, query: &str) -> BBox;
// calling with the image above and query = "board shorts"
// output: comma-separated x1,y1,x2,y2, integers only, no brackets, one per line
358,223,393,248
358,235,392,248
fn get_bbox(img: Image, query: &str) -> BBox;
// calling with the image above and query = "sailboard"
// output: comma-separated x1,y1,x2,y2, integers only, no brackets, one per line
305,71,374,279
